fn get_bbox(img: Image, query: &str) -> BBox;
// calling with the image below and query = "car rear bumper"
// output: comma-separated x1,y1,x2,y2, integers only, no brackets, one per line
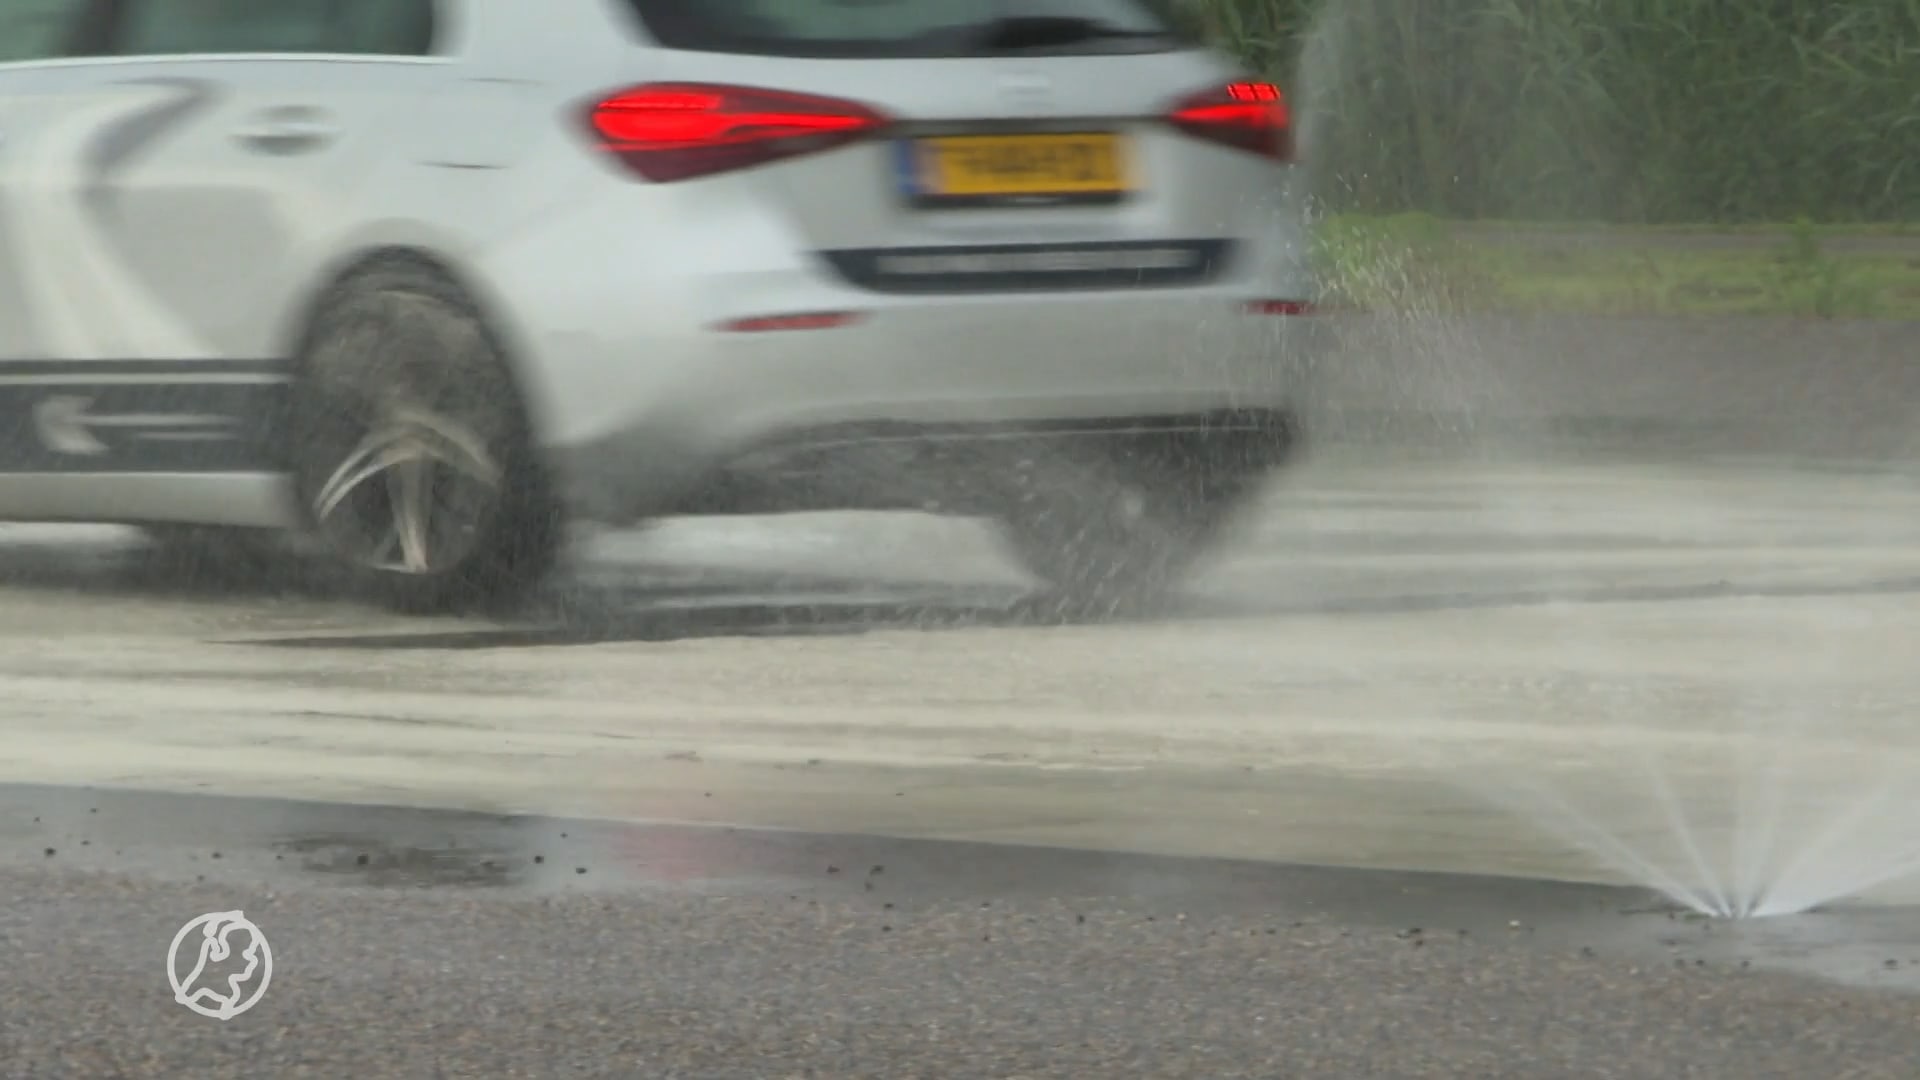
536,290,1329,525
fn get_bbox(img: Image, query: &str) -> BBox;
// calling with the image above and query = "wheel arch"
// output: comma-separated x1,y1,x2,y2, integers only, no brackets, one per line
276,240,559,456
271,238,567,609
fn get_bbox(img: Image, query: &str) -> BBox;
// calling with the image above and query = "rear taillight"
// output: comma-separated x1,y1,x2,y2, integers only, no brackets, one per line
717,311,862,333
584,83,889,183
1245,299,1314,316
1168,80,1292,162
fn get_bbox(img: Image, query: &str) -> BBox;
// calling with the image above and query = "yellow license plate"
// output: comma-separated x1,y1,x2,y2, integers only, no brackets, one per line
910,132,1132,199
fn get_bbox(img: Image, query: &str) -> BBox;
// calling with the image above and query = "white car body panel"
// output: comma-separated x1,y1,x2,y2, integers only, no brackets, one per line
0,0,1327,531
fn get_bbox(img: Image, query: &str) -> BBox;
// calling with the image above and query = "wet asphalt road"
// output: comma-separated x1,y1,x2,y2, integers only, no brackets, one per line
0,454,1918,1077
4,785,1920,1079
0,453,1918,1077
3,307,1920,1076
4,454,1919,894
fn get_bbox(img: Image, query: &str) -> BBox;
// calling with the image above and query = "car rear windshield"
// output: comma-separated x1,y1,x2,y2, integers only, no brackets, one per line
620,0,1195,59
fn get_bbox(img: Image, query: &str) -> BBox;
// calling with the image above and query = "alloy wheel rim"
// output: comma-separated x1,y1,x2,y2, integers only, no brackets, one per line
310,404,503,575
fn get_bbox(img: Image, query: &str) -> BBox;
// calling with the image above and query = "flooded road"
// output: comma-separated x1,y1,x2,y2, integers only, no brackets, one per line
5,451,1920,1076
1,452,1917,901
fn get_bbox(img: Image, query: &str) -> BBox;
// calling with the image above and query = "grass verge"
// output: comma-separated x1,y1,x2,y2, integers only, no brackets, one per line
1316,215,1920,319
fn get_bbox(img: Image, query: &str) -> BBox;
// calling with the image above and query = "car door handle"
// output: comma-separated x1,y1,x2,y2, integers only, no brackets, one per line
232,108,338,154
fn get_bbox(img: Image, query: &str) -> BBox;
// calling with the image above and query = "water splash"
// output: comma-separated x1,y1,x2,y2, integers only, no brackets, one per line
1283,0,1920,920
1465,738,1920,919
1433,475,1920,920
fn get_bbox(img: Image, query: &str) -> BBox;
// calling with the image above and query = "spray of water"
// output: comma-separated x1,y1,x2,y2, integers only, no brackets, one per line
1286,1,1920,919
1464,737,1920,919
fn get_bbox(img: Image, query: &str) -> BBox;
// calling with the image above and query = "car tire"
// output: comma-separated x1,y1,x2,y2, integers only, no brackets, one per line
283,259,561,614
995,451,1267,615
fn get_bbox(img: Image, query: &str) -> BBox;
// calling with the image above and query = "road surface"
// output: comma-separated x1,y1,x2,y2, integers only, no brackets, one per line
1,452,1917,896
3,450,1920,1076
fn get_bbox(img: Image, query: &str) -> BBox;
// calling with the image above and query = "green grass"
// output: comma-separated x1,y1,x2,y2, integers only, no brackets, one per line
1315,214,1920,318
1447,220,1920,240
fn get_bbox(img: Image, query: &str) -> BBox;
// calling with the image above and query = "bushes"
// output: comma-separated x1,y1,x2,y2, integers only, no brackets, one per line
1181,0,1920,223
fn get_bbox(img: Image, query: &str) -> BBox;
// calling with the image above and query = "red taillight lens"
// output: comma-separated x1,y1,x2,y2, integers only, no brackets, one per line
1245,299,1315,315
717,311,862,333
1168,80,1292,162
584,83,888,183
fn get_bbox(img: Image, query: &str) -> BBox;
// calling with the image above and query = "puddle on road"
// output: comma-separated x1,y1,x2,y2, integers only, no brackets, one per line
275,832,522,889
3,782,1915,994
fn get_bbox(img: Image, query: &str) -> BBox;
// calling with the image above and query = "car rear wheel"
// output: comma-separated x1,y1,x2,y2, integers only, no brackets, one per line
284,260,561,614
995,450,1269,615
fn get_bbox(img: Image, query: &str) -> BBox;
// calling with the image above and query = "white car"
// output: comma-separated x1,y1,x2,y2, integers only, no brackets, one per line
0,0,1326,612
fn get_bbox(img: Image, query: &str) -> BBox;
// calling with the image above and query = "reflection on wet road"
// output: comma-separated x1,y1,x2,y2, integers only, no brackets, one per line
5,780,1917,993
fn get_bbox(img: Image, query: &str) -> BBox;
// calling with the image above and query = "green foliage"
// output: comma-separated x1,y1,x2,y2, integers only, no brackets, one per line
1771,218,1871,317
1180,0,1920,224
1316,214,1920,316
